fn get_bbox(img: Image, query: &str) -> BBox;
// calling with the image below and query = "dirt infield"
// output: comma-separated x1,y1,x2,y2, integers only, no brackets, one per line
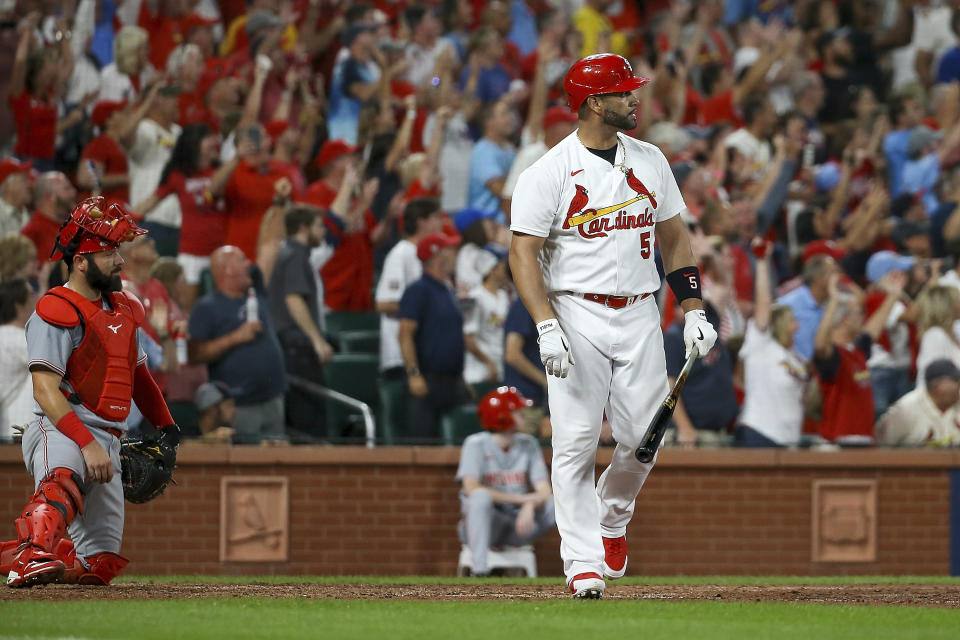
2,582,960,607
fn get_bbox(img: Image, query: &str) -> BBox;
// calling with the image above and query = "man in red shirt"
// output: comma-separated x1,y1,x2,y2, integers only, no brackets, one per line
79,101,131,208
812,272,905,444
299,139,391,311
21,172,77,263
225,124,299,260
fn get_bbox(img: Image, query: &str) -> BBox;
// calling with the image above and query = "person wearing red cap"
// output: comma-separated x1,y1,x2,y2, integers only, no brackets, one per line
0,197,179,588
397,231,469,440
299,139,386,311
77,101,131,209
21,172,77,266
509,53,717,599
455,386,555,577
0,159,34,237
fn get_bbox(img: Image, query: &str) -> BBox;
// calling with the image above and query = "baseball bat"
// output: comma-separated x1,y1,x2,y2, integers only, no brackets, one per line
634,344,699,463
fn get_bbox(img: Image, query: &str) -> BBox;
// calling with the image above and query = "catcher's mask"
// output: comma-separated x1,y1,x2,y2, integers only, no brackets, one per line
51,196,146,261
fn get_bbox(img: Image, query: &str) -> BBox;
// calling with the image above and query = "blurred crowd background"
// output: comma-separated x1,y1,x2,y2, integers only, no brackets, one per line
2,0,960,449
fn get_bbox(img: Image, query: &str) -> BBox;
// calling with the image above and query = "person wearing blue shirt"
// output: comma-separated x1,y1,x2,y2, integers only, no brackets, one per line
882,95,925,196
398,233,470,441
936,13,960,83
327,24,381,145
503,296,547,408
188,246,287,444
775,254,838,361
467,99,517,221
460,28,512,104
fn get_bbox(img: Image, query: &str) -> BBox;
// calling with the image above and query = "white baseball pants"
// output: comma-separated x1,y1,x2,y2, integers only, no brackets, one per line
546,293,668,583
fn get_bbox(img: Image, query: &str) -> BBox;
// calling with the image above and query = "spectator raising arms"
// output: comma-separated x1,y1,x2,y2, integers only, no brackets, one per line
736,240,809,448
812,272,906,445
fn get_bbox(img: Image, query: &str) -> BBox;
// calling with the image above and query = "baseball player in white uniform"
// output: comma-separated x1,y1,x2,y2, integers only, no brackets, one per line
509,54,718,599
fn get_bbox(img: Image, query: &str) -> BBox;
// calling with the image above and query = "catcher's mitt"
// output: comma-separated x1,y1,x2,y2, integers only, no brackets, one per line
120,427,179,504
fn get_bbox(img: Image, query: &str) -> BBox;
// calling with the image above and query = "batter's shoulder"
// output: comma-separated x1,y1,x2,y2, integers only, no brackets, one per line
461,431,491,448
621,135,668,159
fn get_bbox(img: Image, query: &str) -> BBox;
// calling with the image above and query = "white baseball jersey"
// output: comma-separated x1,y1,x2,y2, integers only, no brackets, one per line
510,131,686,296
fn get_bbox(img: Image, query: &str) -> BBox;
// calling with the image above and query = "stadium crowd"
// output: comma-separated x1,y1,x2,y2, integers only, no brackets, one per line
2,0,960,448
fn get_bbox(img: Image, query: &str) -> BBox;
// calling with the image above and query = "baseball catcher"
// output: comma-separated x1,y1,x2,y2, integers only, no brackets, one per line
0,197,180,588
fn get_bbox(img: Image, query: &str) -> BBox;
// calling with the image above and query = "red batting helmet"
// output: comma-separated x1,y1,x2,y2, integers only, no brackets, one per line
564,53,650,112
51,196,146,261
477,386,533,432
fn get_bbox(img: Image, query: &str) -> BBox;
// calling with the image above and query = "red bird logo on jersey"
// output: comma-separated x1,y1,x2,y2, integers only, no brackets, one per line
562,169,658,239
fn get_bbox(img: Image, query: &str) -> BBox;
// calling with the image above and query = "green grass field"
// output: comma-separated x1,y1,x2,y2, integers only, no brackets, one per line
2,576,960,640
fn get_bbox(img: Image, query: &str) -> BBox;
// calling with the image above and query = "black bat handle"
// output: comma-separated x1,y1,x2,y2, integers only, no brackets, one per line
634,345,699,462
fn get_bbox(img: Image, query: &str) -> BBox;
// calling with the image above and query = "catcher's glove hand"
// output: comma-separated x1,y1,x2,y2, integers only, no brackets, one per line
120,425,179,504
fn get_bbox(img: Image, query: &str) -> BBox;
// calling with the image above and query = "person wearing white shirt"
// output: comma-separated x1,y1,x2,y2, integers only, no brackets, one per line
736,243,809,447
401,6,454,88
0,279,37,442
375,198,445,376
723,95,775,181
126,84,183,256
877,358,960,446
915,285,960,390
463,251,510,385
99,26,156,103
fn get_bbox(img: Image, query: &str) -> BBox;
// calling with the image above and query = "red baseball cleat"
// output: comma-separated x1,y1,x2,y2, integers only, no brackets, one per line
602,535,627,579
569,572,605,599
6,544,65,588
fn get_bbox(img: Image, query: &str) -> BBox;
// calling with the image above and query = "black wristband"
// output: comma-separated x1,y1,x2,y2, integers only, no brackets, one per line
665,266,703,303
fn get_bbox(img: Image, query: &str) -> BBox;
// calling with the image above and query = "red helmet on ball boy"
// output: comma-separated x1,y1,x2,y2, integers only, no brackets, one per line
51,196,146,261
564,53,650,112
477,386,534,432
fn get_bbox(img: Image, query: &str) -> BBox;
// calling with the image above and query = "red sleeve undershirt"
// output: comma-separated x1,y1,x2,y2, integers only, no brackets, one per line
132,363,175,428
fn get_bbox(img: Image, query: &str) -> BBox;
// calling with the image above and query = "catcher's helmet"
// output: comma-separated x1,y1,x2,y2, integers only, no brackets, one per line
477,386,533,432
51,196,146,261
564,53,650,112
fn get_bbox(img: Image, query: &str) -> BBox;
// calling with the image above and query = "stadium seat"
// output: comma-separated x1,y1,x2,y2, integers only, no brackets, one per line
457,545,537,577
325,311,380,338
441,404,482,446
470,381,501,400
338,329,380,354
322,354,381,440
378,377,407,445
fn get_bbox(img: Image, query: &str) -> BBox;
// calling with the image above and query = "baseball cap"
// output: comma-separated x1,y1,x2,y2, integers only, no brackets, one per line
196,58,235,96
474,250,500,279
814,162,842,193
454,207,497,232
194,381,234,412
802,239,846,264
865,250,916,283
925,359,960,385
316,139,361,169
543,106,577,131
182,13,218,35
891,218,930,250
91,100,127,128
908,125,943,159
0,158,32,185
416,232,460,262
246,10,284,35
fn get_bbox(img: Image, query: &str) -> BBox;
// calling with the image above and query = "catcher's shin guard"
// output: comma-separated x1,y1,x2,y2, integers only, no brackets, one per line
6,468,85,588
59,542,129,586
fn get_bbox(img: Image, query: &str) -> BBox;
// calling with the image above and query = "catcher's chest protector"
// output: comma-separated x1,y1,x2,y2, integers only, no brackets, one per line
37,287,142,422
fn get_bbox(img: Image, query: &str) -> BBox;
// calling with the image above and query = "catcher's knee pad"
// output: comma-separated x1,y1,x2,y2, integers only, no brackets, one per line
14,468,86,552
61,551,129,585
0,539,20,574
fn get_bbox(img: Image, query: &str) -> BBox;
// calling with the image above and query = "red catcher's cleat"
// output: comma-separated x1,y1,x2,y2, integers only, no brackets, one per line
602,535,627,579
6,544,66,588
569,572,604,599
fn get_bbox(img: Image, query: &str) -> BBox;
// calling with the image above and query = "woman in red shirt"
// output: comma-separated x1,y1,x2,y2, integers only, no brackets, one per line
134,123,253,306
9,14,83,170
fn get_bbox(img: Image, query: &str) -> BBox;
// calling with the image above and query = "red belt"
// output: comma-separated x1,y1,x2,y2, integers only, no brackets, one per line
580,292,650,309
103,427,123,439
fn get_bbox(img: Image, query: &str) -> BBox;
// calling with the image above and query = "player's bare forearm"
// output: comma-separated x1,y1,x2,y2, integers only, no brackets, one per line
30,369,75,426
509,232,556,323
656,214,703,313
